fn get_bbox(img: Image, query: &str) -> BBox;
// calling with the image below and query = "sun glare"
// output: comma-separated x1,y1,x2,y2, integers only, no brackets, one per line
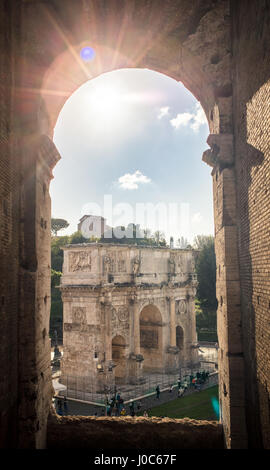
88,84,123,117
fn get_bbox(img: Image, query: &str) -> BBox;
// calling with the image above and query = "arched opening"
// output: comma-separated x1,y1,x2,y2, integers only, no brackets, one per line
112,335,127,384
176,325,184,350
3,0,265,450
140,304,163,373
32,1,240,449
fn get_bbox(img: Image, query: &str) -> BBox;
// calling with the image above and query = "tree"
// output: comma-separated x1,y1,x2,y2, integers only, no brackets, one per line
177,236,189,249
194,235,217,311
50,269,63,340
51,218,69,236
51,235,70,271
193,234,213,251
154,231,167,246
68,230,89,244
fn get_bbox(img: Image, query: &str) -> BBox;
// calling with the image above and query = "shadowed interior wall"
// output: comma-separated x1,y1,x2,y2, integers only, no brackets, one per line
231,0,270,449
0,0,19,448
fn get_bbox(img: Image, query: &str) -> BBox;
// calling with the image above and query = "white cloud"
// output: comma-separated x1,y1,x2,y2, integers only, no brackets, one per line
170,103,207,132
118,170,151,190
158,106,170,119
170,112,194,129
192,212,203,224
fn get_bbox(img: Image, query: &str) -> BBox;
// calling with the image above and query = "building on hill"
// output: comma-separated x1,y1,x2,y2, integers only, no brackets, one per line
78,215,111,239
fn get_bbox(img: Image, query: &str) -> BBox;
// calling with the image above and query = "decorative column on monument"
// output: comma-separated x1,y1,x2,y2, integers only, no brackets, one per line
170,297,176,347
128,295,144,384
96,291,114,393
167,296,179,372
188,293,199,366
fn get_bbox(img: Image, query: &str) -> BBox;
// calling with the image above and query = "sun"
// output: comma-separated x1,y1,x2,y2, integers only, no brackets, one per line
85,81,126,123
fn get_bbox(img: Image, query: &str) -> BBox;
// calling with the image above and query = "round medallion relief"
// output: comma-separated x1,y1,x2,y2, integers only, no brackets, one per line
118,306,129,322
178,300,187,314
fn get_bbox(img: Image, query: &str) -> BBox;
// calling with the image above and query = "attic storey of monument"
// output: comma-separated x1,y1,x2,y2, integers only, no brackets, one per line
4,0,270,451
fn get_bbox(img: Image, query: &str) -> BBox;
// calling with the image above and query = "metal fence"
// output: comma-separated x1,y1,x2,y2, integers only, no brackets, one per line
58,367,218,406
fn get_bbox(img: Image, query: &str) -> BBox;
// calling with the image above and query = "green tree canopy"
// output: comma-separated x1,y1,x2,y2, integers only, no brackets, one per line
51,218,69,236
100,225,167,247
194,235,217,311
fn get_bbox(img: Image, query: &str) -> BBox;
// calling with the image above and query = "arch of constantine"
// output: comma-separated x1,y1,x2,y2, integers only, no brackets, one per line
60,244,198,392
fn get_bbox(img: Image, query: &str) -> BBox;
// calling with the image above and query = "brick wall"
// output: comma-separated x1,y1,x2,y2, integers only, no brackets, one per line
0,0,20,448
232,0,270,449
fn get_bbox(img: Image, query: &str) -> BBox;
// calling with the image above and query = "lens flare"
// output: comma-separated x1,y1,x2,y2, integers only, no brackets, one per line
80,47,96,62
211,396,220,420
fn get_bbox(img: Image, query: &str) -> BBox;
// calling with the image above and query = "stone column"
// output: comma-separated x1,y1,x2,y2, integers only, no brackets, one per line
203,133,248,449
170,297,176,347
128,298,144,384
133,300,140,355
104,300,112,363
167,296,178,373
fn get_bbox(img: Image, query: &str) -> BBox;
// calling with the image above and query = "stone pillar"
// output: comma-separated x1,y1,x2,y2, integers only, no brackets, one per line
203,133,248,449
104,301,112,363
167,296,178,373
170,297,176,347
128,298,144,384
133,300,140,355
19,134,60,448
96,292,114,393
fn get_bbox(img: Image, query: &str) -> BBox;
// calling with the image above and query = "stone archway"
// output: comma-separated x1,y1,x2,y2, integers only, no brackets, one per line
140,304,163,373
3,0,260,449
112,335,127,384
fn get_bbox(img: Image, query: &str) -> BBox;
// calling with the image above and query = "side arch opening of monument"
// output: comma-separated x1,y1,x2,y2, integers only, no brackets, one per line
176,325,184,351
139,304,163,374
112,335,128,384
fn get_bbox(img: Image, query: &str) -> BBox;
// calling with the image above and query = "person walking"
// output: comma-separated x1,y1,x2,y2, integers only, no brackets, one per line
177,378,181,390
178,387,184,398
57,398,63,416
156,385,160,399
129,401,135,415
63,396,68,415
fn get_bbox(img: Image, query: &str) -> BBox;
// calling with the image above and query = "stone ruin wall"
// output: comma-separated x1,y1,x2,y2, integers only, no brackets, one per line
231,0,270,449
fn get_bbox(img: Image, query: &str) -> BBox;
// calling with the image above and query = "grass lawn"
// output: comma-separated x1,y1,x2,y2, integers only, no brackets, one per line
143,386,219,421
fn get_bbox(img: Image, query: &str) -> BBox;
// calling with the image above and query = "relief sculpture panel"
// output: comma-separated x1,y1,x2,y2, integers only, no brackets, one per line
111,306,130,337
69,252,91,272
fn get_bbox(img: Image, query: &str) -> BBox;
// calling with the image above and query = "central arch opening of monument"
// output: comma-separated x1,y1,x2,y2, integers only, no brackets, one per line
139,304,163,373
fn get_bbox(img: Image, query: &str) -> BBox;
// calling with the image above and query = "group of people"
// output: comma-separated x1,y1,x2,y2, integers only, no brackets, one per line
105,392,152,418
156,370,210,400
106,392,142,417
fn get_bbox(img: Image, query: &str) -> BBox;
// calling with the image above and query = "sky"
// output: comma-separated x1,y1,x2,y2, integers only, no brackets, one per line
51,68,214,245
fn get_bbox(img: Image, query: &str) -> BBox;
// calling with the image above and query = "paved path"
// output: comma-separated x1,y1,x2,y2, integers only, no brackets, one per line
54,376,218,417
